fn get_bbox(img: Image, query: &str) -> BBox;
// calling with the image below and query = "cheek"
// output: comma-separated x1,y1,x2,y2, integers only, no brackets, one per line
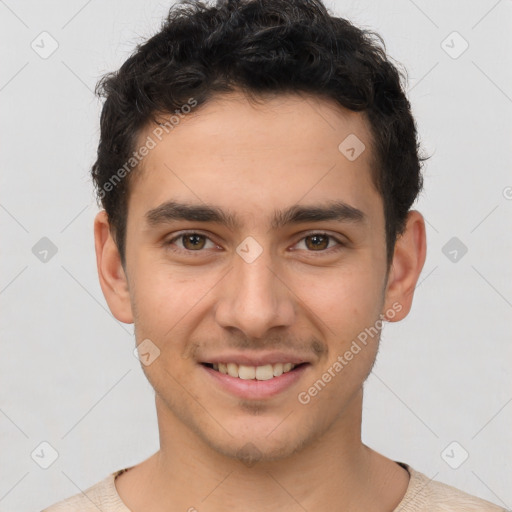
294,266,384,390
130,261,218,347
295,265,382,331
131,253,177,310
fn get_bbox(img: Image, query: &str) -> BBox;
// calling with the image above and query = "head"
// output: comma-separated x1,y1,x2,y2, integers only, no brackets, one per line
93,0,427,465
93,0,426,269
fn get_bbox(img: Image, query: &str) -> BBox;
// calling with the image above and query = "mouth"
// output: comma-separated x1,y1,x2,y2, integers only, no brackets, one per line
198,349,314,401
201,361,308,380
200,360,311,400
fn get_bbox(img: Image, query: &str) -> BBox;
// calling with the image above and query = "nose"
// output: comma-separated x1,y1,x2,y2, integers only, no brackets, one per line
214,246,295,340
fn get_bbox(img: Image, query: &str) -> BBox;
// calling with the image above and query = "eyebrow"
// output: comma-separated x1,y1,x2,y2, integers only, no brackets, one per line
145,200,366,231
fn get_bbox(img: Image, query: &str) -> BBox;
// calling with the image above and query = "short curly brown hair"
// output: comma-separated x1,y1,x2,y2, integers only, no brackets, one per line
92,0,427,266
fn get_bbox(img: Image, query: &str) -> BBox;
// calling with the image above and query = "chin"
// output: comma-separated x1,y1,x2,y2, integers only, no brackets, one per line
202,420,318,466
215,437,303,466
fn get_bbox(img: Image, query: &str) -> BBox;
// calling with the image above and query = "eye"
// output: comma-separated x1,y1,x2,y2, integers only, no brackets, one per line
165,231,219,254
164,231,345,256
293,232,344,254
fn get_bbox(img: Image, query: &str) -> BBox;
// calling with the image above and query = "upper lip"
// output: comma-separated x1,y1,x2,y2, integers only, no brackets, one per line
201,352,311,367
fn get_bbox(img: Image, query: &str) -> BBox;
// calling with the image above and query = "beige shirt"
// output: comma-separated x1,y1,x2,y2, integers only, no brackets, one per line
41,462,507,511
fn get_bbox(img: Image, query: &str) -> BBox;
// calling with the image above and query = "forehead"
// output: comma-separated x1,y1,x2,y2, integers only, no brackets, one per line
127,91,381,230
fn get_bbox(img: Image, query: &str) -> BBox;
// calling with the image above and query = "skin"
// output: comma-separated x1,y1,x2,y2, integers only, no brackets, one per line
94,90,426,512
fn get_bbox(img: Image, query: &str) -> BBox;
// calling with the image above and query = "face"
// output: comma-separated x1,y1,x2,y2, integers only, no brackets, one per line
97,91,419,464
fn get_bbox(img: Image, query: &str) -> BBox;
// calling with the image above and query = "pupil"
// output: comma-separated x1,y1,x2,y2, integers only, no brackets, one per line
309,235,327,250
185,234,204,249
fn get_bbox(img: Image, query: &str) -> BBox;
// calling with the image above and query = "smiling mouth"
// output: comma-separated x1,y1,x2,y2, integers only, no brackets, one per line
201,362,308,380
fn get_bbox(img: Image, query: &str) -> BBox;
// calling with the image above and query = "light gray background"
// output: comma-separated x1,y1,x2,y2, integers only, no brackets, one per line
1,1,511,511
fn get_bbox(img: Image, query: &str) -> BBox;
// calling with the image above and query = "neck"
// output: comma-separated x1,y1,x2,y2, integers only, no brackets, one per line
118,388,406,512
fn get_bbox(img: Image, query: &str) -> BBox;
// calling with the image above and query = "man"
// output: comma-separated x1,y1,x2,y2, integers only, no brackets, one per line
42,0,506,510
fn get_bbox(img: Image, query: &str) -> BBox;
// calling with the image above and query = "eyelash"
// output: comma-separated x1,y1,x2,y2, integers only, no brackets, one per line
165,231,345,256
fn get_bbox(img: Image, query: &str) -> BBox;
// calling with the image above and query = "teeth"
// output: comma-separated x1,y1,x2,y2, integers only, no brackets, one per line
227,362,238,378
272,363,283,377
238,365,256,379
255,364,273,380
212,362,298,380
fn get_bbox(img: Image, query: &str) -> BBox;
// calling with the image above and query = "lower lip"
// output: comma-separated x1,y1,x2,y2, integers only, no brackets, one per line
201,363,310,400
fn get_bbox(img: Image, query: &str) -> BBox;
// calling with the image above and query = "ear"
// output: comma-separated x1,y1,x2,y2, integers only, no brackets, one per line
382,210,427,322
94,210,133,324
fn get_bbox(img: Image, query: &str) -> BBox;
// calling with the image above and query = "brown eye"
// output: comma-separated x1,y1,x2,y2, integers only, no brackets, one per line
166,232,217,254
293,232,345,255
181,233,206,250
304,234,330,251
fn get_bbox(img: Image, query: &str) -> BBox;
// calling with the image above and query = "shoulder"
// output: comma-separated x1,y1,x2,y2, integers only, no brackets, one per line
396,464,507,512
41,468,130,512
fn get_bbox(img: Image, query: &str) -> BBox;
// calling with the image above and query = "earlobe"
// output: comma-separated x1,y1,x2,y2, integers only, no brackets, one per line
382,210,427,322
94,210,134,324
